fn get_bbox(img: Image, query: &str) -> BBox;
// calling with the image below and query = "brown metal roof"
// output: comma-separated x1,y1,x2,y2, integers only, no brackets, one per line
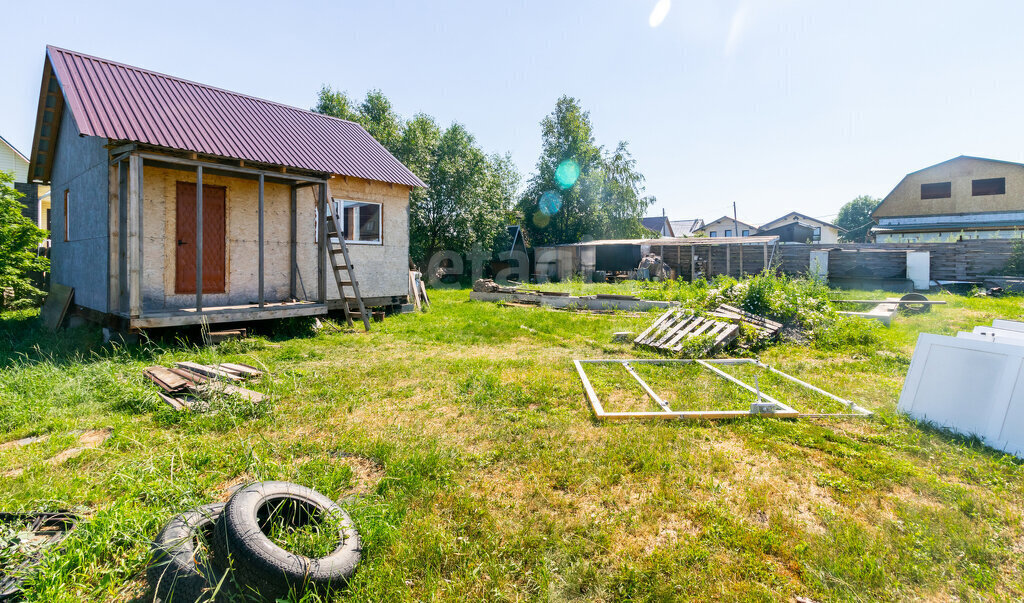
39,45,425,187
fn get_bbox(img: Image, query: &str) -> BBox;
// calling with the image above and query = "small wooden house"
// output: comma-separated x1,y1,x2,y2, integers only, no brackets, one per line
28,46,424,329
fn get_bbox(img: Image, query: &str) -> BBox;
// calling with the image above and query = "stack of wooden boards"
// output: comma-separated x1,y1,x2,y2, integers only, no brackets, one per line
634,304,782,355
708,304,784,343
409,271,430,311
143,362,265,411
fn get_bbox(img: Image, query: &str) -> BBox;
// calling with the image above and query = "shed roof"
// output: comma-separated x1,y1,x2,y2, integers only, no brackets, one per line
30,46,425,188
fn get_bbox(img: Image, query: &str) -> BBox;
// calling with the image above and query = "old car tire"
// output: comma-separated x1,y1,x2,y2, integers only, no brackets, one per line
213,481,360,599
148,503,230,603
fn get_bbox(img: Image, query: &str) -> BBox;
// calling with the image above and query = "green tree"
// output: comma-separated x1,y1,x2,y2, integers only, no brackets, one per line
0,172,49,307
411,124,517,265
517,96,653,246
315,87,520,267
311,85,359,122
357,90,403,155
837,195,881,242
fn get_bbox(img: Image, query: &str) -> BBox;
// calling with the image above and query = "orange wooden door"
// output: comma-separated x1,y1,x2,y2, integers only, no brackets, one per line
175,182,226,294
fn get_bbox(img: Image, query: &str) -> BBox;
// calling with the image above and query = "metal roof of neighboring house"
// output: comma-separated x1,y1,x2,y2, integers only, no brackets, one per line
670,218,703,236
761,211,842,231
642,216,673,235
32,45,425,187
0,134,29,164
700,215,760,231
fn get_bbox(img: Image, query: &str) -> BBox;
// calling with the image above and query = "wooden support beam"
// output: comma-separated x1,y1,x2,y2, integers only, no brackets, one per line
289,185,297,299
127,154,143,318
726,244,731,276
196,165,204,313
764,241,769,270
739,241,744,277
258,173,265,308
117,160,129,314
690,246,696,281
317,183,327,303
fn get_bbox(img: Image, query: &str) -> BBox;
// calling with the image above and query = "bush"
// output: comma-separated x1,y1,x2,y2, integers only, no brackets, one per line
0,172,49,308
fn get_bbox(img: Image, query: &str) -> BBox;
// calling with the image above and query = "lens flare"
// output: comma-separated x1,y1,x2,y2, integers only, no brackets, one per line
532,210,551,228
539,190,563,216
649,0,671,28
554,159,580,190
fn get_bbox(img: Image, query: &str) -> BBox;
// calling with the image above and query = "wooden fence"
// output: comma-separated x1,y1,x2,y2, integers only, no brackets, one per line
652,239,1021,282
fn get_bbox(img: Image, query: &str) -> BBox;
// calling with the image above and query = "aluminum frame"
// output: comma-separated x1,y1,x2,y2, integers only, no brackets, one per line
574,358,872,421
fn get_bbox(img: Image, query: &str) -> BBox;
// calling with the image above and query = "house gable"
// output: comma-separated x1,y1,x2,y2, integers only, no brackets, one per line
761,211,840,232
699,215,758,236
874,156,1024,219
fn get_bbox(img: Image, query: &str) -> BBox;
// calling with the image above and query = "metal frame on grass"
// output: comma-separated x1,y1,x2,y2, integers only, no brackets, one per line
574,358,872,421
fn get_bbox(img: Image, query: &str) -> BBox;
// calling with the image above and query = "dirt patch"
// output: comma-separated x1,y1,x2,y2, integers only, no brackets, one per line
217,473,256,501
334,454,386,497
2,429,112,478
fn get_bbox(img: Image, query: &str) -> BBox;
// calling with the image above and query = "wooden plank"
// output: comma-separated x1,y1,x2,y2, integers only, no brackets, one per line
195,164,203,313
40,283,74,331
258,172,265,308
217,363,262,378
130,303,327,328
143,366,190,392
633,308,676,345
157,391,185,411
197,381,266,403
653,314,696,348
289,185,297,299
175,362,242,381
127,154,142,317
168,367,209,384
317,183,326,303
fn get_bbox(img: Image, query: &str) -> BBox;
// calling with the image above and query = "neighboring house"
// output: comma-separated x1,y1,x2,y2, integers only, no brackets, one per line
641,215,674,237
759,221,816,243
670,218,704,237
871,156,1024,242
760,211,843,243
1,133,51,232
28,45,424,329
698,216,759,238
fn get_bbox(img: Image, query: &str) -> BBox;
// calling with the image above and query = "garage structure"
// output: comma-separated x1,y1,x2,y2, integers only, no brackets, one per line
28,46,424,329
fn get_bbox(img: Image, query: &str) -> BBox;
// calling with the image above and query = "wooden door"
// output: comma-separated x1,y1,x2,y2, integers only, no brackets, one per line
175,182,226,294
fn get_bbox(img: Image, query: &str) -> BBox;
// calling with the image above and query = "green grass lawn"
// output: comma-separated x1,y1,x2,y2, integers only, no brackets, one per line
1,285,1023,601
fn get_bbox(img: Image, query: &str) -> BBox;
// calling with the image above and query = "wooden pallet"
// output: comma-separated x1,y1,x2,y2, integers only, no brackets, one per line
708,304,783,341
634,309,739,354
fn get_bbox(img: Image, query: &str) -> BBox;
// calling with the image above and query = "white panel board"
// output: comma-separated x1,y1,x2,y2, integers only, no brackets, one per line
906,251,930,290
973,326,1024,340
898,333,1024,457
992,319,1024,333
956,331,1024,347
809,250,828,280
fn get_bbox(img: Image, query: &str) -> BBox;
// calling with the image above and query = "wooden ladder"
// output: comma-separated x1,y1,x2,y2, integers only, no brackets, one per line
323,185,370,332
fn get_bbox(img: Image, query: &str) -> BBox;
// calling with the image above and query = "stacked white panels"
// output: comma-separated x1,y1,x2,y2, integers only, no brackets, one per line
898,328,1024,458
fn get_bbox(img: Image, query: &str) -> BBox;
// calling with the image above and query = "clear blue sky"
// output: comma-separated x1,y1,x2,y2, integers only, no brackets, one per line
3,0,1023,225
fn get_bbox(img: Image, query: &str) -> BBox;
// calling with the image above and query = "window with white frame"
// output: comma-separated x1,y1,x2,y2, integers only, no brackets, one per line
332,199,382,244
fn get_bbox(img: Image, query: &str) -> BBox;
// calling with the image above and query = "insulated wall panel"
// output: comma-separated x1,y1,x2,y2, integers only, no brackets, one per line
898,333,1024,458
